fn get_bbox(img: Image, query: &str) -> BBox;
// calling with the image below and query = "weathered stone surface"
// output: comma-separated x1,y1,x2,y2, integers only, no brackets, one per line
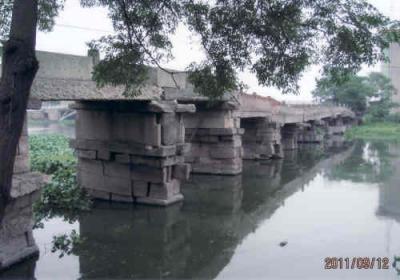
136,193,184,206
161,113,178,145
132,181,149,198
10,173,43,200
1,179,41,271
113,113,161,146
241,118,283,160
76,110,112,141
78,170,132,197
176,143,190,156
185,128,244,136
210,146,241,159
97,149,111,161
172,164,191,181
74,102,191,206
184,111,236,129
71,139,177,157
104,161,168,183
17,136,29,156
78,158,104,174
190,157,242,175
77,149,97,160
13,155,30,174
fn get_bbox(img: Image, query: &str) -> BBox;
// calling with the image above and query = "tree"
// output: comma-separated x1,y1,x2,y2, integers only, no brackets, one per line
0,0,64,204
312,72,397,118
0,0,400,201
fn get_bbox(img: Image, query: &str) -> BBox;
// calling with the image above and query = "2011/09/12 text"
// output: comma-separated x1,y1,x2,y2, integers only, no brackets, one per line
324,257,389,270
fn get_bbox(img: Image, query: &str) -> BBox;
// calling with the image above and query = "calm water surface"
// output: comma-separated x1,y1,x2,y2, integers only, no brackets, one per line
2,122,400,280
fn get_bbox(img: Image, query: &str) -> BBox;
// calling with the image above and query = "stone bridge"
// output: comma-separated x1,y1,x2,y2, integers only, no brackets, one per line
4,50,355,207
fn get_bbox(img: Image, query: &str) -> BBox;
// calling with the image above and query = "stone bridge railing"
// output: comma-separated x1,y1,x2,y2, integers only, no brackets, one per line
273,104,355,124
237,93,355,124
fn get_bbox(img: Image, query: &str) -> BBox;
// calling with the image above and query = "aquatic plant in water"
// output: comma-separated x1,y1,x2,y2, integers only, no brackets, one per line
29,134,91,226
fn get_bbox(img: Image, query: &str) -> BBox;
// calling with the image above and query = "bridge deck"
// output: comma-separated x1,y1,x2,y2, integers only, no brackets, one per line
0,49,355,120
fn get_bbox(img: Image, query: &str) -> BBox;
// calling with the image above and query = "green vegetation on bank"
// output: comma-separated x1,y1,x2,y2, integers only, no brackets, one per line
346,122,400,141
29,134,91,227
28,119,75,127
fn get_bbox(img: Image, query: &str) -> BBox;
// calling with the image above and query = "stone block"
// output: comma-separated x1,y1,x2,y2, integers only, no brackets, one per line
111,194,134,203
78,170,106,191
210,146,241,159
198,136,219,143
149,179,180,200
78,170,132,196
130,165,168,183
104,161,167,183
186,128,243,136
176,143,190,156
97,149,111,160
103,161,130,178
13,155,30,174
77,149,97,160
114,153,130,163
184,111,235,129
130,155,178,168
177,115,185,144
161,113,178,145
103,176,132,196
17,136,29,156
11,173,42,199
86,188,111,201
190,156,242,175
136,193,184,206
172,164,191,181
112,112,161,146
76,110,112,140
132,181,149,197
78,158,104,175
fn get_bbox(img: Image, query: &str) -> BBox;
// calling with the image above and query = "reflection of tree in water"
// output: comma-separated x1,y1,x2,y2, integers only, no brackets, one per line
327,140,395,183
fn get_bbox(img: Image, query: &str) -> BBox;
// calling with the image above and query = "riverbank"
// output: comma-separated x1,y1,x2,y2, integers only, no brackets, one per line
345,122,400,141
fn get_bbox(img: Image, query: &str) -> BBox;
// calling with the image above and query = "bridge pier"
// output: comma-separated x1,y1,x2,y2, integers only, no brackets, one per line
184,102,243,175
298,121,325,144
2,116,43,271
281,124,300,150
241,118,283,160
325,116,347,136
71,101,195,206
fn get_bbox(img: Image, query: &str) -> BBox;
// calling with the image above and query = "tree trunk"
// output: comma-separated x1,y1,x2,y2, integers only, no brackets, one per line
0,0,38,204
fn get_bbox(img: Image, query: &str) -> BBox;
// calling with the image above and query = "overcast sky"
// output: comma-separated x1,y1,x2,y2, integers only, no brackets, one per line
35,0,400,103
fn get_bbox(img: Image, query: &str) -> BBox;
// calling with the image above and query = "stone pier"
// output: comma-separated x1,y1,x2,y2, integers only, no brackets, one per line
298,121,325,144
241,118,283,160
184,102,243,175
71,101,195,206
0,188,40,271
1,115,43,271
281,124,300,150
325,116,347,136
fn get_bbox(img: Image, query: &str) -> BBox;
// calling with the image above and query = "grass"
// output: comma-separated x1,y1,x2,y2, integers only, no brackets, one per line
345,122,400,141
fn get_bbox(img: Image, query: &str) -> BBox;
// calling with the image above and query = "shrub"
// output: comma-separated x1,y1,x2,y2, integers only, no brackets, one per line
29,134,91,227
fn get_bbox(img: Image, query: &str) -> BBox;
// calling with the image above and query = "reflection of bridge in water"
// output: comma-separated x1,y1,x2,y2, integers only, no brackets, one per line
73,145,353,279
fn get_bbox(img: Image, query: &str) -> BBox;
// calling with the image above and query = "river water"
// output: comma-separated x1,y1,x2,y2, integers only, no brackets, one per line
2,122,400,279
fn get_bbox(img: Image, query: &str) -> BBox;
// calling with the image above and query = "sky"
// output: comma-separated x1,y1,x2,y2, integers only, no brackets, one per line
35,0,400,103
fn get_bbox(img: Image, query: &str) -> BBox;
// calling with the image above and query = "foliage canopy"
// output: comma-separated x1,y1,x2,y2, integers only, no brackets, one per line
312,72,397,120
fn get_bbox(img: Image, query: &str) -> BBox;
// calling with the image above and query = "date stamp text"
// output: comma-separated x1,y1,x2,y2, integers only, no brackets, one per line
324,257,390,270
